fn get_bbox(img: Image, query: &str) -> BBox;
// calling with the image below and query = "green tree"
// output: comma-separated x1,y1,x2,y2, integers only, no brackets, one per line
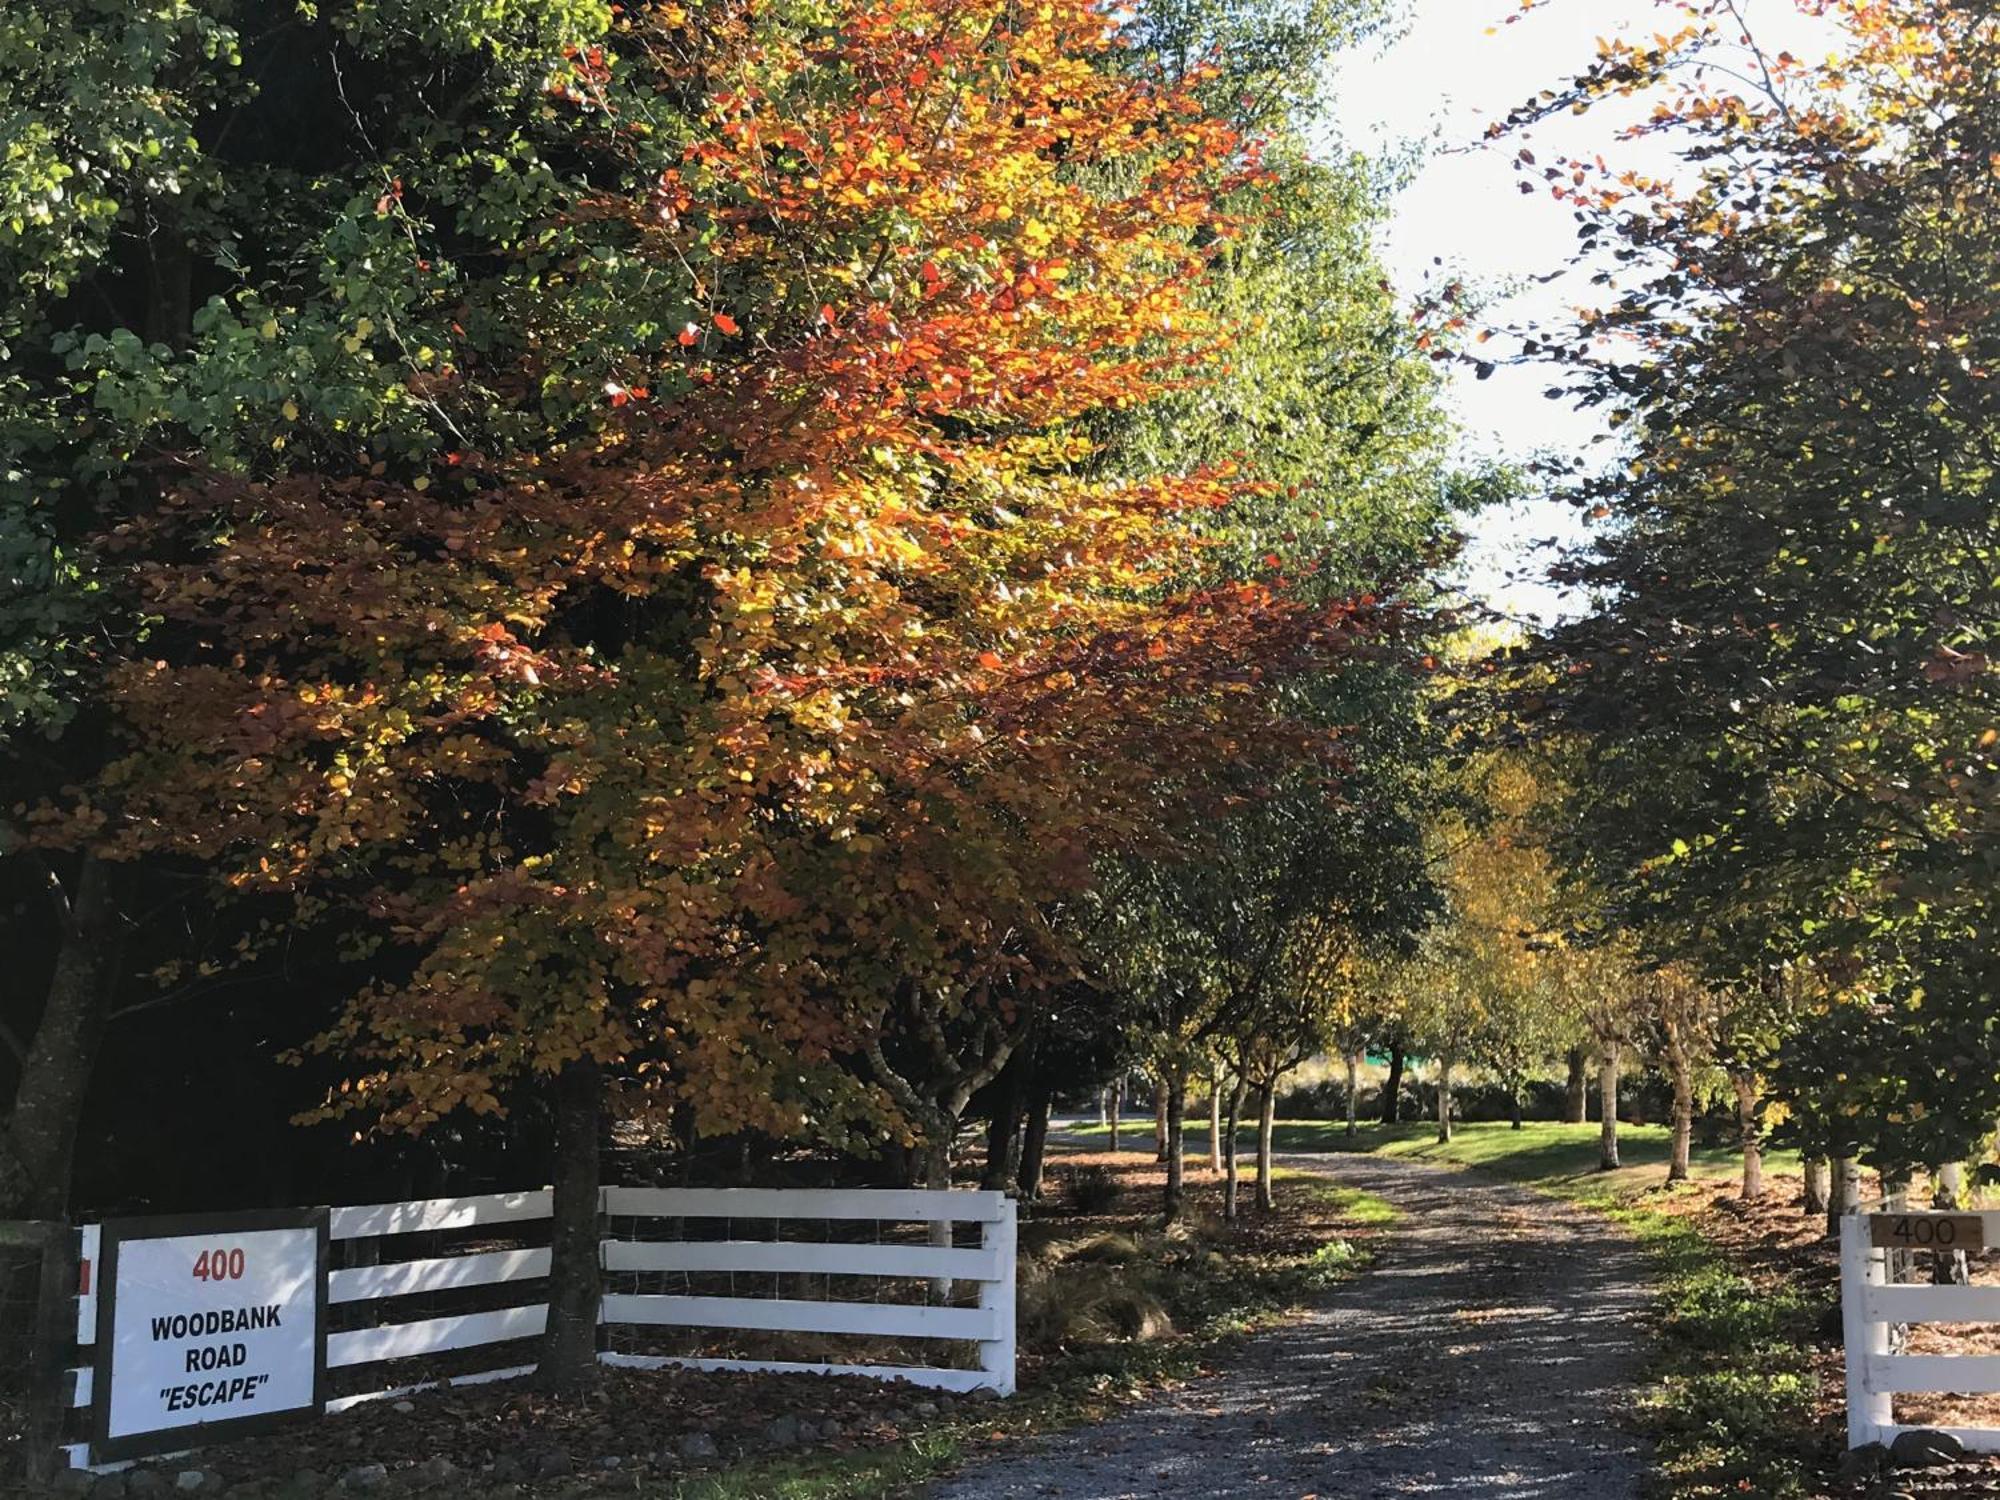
1515,0,2000,1187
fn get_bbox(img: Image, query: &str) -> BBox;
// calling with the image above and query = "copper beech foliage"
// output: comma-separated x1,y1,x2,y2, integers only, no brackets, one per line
43,0,1395,1145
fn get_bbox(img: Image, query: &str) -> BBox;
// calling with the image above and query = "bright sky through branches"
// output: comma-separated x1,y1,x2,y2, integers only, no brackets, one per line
1329,0,1840,625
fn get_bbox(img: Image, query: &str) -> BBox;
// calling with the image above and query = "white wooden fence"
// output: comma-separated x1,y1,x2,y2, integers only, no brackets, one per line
1842,1210,2000,1451
66,1186,1015,1469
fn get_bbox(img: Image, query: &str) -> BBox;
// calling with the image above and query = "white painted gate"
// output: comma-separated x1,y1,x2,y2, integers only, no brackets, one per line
1841,1211,2000,1451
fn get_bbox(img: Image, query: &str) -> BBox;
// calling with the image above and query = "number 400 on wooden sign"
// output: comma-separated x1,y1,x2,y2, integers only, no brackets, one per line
1869,1213,1988,1251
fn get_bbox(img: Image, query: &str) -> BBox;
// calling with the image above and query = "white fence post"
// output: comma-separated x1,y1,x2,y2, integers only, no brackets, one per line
976,1197,1017,1396
1841,1214,1892,1448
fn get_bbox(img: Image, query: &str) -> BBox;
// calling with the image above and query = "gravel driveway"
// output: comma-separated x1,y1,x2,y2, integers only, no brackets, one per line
927,1154,1653,1499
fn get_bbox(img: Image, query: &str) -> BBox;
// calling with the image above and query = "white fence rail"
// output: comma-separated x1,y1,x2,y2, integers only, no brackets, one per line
66,1185,1015,1468
1841,1211,2000,1452
600,1185,1016,1398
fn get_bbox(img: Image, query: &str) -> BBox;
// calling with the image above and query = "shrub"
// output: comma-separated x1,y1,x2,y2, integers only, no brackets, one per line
1274,1078,1349,1119
1450,1081,1513,1122
1276,1073,1575,1124
1522,1078,1570,1121
1064,1163,1124,1214
1054,1231,1144,1265
1018,1263,1174,1346
1449,1080,1566,1122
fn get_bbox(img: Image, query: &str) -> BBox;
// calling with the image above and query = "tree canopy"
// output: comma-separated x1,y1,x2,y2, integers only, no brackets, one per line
1511,0,2000,1180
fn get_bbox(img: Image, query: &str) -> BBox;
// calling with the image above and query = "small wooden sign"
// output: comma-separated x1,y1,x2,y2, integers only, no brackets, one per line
1869,1213,1987,1252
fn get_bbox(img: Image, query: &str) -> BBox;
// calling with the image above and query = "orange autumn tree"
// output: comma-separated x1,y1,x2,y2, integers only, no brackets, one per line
58,0,1389,1382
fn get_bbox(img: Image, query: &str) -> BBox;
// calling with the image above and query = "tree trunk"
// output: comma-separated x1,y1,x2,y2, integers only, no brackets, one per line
1162,1066,1188,1222
144,220,195,351
538,1059,603,1391
1933,1162,1970,1285
1344,1052,1360,1140
1828,1156,1860,1239
1222,1078,1246,1221
981,1056,1026,1192
1562,1048,1588,1125
1436,1055,1454,1145
1731,1072,1763,1203
0,856,124,1219
1154,1076,1169,1163
920,1130,957,1297
1097,1088,1108,1128
1667,1060,1693,1183
1108,1079,1122,1153
1208,1074,1222,1173
1802,1156,1830,1217
1597,1044,1621,1171
1379,1044,1405,1125
1018,1088,1052,1201
1255,1077,1277,1212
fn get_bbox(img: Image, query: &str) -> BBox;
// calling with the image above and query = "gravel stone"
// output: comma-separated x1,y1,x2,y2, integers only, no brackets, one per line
533,1449,573,1480
336,1464,387,1492
411,1457,458,1487
929,1155,1653,1500
1890,1428,1968,1468
1838,1443,1892,1483
487,1455,525,1484
678,1432,719,1461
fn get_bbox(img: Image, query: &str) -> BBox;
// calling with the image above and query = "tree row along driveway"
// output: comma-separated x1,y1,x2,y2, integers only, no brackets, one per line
931,1155,1653,1499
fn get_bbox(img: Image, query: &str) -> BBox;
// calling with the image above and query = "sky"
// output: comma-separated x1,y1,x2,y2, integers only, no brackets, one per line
1325,0,1838,625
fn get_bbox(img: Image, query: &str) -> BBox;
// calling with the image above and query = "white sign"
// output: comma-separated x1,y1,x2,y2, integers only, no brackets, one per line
95,1211,326,1459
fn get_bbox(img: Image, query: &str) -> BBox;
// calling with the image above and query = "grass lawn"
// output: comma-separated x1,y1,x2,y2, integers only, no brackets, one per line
666,1437,962,1500
1061,1116,1801,1194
